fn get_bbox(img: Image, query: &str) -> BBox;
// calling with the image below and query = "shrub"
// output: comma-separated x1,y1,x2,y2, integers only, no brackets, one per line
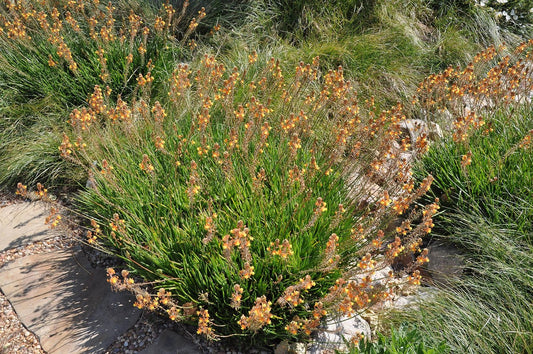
62,50,438,346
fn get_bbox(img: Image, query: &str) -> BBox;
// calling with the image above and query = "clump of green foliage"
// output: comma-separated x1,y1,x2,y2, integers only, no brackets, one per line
421,106,533,236
391,211,533,353
67,49,437,346
352,324,448,353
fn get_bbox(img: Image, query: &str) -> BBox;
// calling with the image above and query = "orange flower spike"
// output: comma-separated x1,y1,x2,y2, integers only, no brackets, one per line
196,309,214,338
372,230,384,248
139,154,155,174
248,50,258,64
285,319,301,335
408,270,422,286
280,239,294,259
299,275,316,290
461,151,472,168
238,296,272,331
417,248,430,265
386,236,404,258
379,190,392,208
167,307,181,321
315,197,327,214
15,182,27,197
230,284,244,309
312,301,327,320
239,262,255,280
357,253,376,270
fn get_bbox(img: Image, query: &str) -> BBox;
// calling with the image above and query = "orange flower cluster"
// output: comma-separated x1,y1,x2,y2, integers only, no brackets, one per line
408,270,422,286
276,275,316,308
267,239,294,260
230,284,244,309
169,64,192,103
321,233,340,268
106,267,208,334
238,296,272,332
196,309,214,338
15,182,27,197
202,212,217,244
69,107,98,131
45,206,61,228
109,213,125,234
414,40,533,172
357,253,376,270
518,129,533,150
222,220,253,263
139,154,154,174
107,96,132,122
461,151,473,168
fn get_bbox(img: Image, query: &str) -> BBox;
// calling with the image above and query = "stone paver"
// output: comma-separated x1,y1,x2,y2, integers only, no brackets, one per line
0,247,140,353
0,202,59,252
139,329,201,354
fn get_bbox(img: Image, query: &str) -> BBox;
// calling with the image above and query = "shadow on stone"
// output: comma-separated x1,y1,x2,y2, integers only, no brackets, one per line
0,202,60,252
425,241,465,287
0,247,140,353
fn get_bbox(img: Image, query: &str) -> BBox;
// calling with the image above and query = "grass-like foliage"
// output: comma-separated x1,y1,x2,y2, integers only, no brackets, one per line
391,212,533,353
414,41,533,237
0,0,197,109
62,52,438,346
352,324,448,353
421,105,533,236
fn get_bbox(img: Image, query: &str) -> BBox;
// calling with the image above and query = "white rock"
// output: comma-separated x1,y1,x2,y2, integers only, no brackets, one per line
289,342,306,354
309,315,371,353
392,286,437,309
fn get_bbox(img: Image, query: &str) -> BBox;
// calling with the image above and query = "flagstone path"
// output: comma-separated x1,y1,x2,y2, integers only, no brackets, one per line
0,200,201,354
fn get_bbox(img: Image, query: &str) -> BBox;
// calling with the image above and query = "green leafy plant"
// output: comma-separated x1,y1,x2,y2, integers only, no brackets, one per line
0,0,209,187
352,324,448,353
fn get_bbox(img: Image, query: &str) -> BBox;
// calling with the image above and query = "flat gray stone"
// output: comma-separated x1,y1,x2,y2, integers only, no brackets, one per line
139,329,201,354
0,247,140,353
0,202,60,252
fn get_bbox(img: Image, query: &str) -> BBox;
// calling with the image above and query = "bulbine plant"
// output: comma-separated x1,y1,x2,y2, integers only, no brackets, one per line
59,47,438,346
0,0,207,108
